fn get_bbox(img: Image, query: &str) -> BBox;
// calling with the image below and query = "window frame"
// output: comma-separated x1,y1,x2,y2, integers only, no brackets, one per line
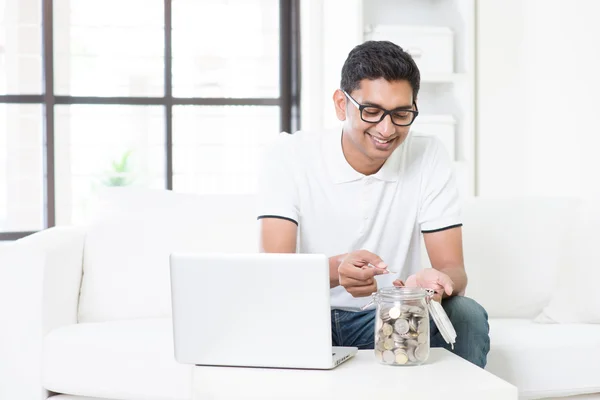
0,0,301,240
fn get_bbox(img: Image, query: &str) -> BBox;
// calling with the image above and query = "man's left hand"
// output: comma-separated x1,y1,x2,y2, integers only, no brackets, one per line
393,268,454,302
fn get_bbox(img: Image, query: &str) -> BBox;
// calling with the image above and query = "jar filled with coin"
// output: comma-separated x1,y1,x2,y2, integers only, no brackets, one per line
362,287,457,366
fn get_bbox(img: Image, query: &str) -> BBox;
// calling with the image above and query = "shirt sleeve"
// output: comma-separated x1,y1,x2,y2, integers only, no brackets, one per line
256,132,300,226
418,137,462,233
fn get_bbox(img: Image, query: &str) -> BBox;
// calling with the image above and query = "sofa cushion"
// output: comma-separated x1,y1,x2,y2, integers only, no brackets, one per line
43,318,190,400
78,188,258,323
486,318,600,399
49,397,114,400
536,197,600,323
460,196,579,318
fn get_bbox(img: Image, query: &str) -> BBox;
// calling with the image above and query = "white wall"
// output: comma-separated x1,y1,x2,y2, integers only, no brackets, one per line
300,0,363,131
477,0,600,197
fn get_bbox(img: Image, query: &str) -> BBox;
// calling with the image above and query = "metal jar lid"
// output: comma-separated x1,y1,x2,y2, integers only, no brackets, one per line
424,289,457,349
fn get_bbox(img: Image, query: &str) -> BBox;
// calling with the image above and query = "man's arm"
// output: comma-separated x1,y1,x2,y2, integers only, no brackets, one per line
423,226,467,297
259,218,344,288
259,218,297,253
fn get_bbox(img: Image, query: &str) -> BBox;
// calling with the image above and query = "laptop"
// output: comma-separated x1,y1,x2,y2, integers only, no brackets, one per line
169,252,357,369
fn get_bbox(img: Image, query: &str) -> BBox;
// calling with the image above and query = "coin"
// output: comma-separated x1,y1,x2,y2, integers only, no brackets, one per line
407,331,419,340
392,333,405,343
394,348,408,364
409,317,419,332
414,344,429,362
417,332,428,344
394,319,409,334
384,337,395,350
406,339,419,349
382,350,396,364
382,323,393,337
388,306,401,319
409,306,423,314
393,342,407,350
418,319,428,333
380,306,392,322
407,347,417,363
376,339,386,352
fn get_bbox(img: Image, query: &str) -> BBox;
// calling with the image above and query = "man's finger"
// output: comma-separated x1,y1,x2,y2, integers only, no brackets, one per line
340,264,378,281
347,283,378,298
392,279,405,287
340,276,374,287
436,273,455,295
355,250,387,270
365,264,388,276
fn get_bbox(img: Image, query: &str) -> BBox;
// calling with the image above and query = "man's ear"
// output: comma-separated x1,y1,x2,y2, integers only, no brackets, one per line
333,89,347,121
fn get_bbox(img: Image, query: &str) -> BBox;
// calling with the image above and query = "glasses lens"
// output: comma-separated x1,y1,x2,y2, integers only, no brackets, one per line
361,107,384,123
391,111,415,126
361,108,416,126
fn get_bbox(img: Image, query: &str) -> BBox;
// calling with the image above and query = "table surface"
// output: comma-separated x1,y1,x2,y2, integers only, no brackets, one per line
192,348,518,400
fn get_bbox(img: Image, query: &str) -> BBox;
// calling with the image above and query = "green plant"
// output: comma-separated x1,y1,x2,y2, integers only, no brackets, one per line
102,150,134,187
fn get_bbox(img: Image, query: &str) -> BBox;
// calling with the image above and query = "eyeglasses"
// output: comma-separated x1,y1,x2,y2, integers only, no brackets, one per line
343,90,419,127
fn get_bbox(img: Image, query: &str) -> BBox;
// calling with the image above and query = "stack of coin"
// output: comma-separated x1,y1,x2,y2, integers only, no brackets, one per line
374,302,430,366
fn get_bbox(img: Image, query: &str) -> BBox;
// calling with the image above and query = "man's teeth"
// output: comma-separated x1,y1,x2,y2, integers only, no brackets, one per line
373,136,391,144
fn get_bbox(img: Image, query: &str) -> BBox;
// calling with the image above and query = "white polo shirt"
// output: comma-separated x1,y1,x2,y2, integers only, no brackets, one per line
257,126,462,311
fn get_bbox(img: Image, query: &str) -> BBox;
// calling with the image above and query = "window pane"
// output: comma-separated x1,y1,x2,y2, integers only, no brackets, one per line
172,0,279,98
53,0,164,96
0,104,44,231
173,106,279,194
0,0,42,94
55,105,165,225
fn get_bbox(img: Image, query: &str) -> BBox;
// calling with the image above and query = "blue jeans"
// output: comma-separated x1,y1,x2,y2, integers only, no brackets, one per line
331,296,490,368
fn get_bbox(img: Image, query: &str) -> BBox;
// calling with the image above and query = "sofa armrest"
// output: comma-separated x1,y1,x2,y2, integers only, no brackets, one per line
0,227,86,400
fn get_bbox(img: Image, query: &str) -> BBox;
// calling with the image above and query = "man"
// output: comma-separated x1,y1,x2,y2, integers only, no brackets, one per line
257,40,490,368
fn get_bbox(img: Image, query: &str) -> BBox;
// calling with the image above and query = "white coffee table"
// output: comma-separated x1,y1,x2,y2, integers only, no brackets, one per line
192,348,518,399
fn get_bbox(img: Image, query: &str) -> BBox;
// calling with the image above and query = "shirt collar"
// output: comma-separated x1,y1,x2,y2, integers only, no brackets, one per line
323,127,402,184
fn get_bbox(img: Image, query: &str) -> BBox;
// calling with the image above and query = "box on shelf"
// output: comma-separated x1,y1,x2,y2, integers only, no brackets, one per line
364,25,454,75
410,115,456,161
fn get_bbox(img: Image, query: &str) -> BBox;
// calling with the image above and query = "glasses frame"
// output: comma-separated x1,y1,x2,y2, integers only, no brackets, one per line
343,90,419,127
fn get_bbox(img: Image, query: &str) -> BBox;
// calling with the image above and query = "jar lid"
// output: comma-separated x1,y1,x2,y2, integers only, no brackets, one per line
360,287,427,311
425,289,457,349
375,286,428,301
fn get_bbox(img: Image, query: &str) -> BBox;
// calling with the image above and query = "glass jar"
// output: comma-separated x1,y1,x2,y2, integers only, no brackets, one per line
362,287,457,366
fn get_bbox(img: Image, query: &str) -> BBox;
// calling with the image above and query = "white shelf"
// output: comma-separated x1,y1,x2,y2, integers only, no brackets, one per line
421,73,468,84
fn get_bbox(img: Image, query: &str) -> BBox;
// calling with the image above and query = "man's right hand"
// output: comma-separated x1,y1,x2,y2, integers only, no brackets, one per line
336,250,388,297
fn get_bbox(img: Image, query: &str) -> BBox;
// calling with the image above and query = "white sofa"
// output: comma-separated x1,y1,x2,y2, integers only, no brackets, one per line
1,188,599,400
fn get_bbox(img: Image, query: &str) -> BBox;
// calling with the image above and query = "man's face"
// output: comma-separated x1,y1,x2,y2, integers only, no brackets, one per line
335,78,416,165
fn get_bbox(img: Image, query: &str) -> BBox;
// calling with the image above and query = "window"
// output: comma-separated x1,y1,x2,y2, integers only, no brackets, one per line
0,0,300,239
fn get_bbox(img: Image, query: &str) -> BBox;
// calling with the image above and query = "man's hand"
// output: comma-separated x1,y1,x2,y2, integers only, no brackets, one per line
338,250,388,297
399,268,454,302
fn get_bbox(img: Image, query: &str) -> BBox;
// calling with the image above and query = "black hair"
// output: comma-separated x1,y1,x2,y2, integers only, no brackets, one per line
340,40,420,99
